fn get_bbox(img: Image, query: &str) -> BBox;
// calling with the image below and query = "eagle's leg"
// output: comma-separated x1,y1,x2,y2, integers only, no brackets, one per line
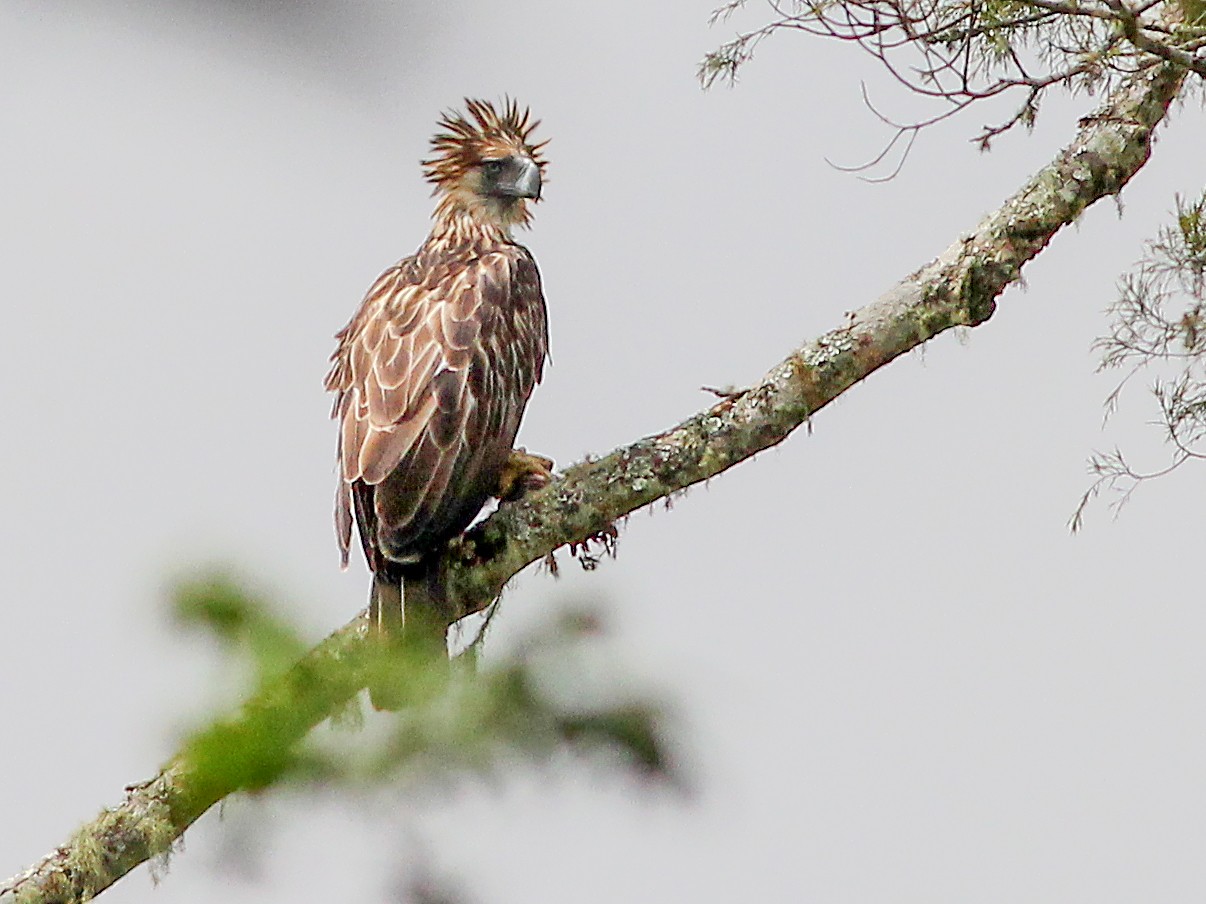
496,448,554,501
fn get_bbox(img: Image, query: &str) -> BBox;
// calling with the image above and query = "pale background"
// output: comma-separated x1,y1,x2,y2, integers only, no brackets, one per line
3,2,1205,902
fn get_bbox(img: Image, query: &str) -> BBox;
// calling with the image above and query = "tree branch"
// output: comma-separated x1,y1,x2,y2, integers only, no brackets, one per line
1106,0,1206,75
0,60,1186,904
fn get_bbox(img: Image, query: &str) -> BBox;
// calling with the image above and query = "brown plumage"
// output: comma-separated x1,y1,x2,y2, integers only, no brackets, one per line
325,99,551,696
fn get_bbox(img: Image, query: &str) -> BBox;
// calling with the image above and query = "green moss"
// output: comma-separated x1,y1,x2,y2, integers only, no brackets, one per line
955,261,1004,325
1181,0,1206,24
916,304,952,338
64,812,114,899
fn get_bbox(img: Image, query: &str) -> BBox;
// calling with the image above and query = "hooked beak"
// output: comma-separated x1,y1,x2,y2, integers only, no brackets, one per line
491,155,542,200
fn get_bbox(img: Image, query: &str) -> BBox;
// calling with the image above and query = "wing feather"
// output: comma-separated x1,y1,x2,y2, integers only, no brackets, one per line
429,369,469,448
387,284,425,333
378,332,415,389
401,335,443,413
339,393,367,482
359,395,436,483
438,288,481,350
335,479,354,568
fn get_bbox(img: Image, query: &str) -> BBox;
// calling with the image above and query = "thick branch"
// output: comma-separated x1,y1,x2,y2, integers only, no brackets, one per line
0,61,1185,904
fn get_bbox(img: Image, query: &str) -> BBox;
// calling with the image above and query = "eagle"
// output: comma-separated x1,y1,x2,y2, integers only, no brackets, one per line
325,99,551,701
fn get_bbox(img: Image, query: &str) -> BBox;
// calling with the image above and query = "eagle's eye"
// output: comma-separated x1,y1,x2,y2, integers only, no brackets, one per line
477,154,541,200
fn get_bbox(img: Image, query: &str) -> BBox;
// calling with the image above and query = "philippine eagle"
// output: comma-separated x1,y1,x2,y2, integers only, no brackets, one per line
326,99,551,697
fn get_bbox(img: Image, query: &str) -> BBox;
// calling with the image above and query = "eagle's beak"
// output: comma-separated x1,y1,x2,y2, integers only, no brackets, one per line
493,156,542,200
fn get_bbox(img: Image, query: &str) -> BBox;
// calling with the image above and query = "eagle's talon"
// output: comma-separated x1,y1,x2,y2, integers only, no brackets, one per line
497,448,554,501
518,470,551,494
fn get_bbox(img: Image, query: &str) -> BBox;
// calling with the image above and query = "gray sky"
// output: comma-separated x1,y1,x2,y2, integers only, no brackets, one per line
3,1,1205,902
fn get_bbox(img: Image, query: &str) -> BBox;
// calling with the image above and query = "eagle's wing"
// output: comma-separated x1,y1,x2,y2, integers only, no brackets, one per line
326,249,546,568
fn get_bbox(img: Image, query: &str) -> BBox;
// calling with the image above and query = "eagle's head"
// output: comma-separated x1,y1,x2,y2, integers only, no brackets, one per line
424,98,547,231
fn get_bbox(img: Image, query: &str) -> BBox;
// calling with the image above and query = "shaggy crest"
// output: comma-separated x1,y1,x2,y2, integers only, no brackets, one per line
422,97,548,193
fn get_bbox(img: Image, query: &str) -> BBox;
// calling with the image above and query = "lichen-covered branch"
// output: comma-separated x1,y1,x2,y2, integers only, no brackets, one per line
0,61,1185,904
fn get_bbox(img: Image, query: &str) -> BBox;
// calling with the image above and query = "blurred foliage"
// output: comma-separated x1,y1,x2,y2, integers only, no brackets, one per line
169,573,673,807
1073,192,1206,528
174,573,308,684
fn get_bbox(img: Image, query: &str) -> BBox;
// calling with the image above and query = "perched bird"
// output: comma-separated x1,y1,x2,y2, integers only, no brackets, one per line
326,99,552,701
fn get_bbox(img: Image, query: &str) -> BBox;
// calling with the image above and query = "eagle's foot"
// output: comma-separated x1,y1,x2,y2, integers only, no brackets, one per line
497,448,554,501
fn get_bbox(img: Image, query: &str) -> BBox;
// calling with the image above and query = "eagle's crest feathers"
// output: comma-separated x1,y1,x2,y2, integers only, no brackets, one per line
423,98,548,231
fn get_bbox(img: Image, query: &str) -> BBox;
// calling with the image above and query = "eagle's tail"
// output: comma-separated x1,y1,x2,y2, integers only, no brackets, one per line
369,572,403,637
367,563,449,711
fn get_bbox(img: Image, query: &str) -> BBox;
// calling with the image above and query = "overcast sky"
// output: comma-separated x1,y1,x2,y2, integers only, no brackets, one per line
3,2,1206,902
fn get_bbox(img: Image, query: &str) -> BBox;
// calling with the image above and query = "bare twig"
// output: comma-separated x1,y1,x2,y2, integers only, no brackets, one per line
1076,192,1206,526
702,0,1201,165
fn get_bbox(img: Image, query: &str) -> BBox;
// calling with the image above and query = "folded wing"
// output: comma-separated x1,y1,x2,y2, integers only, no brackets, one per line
326,249,546,570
